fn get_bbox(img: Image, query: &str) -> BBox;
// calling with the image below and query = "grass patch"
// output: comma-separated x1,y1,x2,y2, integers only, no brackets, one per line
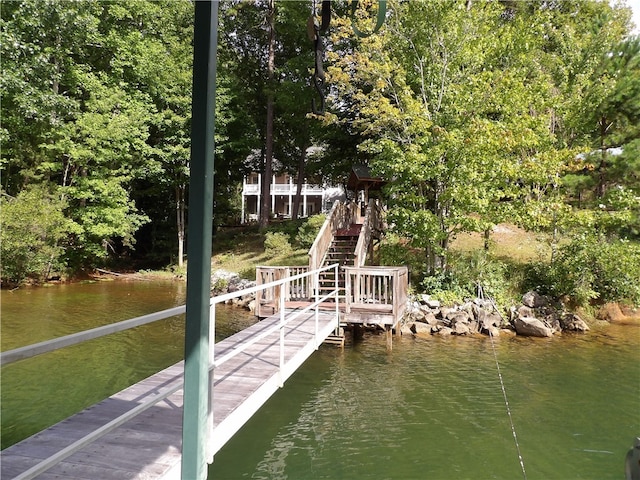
211,224,309,279
451,224,554,263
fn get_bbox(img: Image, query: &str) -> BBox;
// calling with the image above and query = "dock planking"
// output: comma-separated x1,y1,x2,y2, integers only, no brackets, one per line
1,308,339,480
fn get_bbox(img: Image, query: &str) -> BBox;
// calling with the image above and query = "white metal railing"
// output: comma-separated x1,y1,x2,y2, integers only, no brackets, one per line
243,184,260,195
205,263,339,461
1,264,341,479
0,305,186,366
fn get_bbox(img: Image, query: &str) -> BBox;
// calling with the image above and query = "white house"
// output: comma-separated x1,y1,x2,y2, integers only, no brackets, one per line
241,172,345,223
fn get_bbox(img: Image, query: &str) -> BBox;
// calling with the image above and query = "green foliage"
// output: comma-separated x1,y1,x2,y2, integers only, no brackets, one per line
295,214,326,249
378,233,426,282
528,235,640,305
263,232,293,258
420,251,518,308
0,187,72,285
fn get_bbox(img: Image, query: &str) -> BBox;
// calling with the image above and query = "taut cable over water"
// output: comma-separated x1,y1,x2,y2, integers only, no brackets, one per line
478,284,528,480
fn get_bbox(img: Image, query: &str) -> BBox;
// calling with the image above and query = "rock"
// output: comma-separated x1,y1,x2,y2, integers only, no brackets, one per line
400,324,414,335
423,312,438,326
514,316,554,337
450,311,471,325
478,309,502,330
522,291,549,309
467,320,480,334
425,299,441,309
483,326,500,337
516,305,534,318
409,322,433,335
435,326,453,336
410,308,426,322
545,313,562,332
452,322,470,335
420,294,441,309
597,303,626,323
560,313,590,332
439,307,454,319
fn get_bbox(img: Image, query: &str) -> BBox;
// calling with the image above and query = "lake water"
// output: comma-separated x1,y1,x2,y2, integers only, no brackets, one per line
1,280,639,479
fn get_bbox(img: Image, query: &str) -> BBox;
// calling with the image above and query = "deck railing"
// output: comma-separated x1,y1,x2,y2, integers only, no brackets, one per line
254,266,310,317
308,200,358,272
0,264,341,480
353,199,383,267
343,266,409,321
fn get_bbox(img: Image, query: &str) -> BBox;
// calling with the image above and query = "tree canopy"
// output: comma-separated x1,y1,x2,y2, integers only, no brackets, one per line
1,0,638,288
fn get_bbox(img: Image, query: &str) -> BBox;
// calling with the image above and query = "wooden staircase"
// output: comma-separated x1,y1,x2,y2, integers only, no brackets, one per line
317,224,362,298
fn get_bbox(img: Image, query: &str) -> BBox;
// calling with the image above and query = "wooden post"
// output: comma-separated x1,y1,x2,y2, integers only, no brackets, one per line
386,325,393,351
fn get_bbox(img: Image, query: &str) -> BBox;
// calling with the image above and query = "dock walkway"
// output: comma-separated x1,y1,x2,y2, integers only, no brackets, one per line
1,308,338,480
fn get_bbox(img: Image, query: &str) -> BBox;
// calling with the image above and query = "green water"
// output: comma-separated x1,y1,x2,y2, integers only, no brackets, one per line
2,282,639,479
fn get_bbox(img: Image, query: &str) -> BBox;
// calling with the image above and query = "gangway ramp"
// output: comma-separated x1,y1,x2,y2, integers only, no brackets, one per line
1,267,341,480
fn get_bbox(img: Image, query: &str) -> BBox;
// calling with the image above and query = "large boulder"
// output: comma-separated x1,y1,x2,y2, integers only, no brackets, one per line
409,322,433,336
423,312,438,326
435,326,453,336
560,313,590,332
420,294,441,309
409,307,427,323
450,311,471,325
477,309,503,334
452,322,471,335
514,317,554,337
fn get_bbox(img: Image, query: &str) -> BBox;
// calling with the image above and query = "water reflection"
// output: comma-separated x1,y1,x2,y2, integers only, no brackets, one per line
0,280,255,449
211,326,639,480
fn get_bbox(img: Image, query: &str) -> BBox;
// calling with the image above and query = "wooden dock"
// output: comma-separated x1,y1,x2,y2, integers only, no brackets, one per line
1,308,339,480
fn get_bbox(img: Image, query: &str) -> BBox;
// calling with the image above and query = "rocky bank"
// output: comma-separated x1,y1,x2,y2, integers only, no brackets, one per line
210,269,591,339
401,290,590,338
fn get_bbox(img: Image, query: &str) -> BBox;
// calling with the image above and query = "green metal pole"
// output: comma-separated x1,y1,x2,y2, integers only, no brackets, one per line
182,2,218,479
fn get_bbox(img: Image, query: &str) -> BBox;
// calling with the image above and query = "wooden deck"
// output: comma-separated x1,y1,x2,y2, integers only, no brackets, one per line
1,308,339,480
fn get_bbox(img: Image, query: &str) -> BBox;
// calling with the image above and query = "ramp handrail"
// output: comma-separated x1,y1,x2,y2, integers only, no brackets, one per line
1,264,341,480
0,305,187,367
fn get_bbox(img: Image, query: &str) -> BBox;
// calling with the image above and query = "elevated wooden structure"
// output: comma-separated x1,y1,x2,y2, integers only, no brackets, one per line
0,308,339,480
256,199,407,344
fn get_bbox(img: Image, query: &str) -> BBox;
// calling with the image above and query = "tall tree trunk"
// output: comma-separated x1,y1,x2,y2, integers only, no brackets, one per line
291,143,310,220
259,0,276,229
597,115,609,198
176,185,186,267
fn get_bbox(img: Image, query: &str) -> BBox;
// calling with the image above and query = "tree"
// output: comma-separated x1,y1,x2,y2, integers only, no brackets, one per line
0,186,72,285
326,0,634,276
